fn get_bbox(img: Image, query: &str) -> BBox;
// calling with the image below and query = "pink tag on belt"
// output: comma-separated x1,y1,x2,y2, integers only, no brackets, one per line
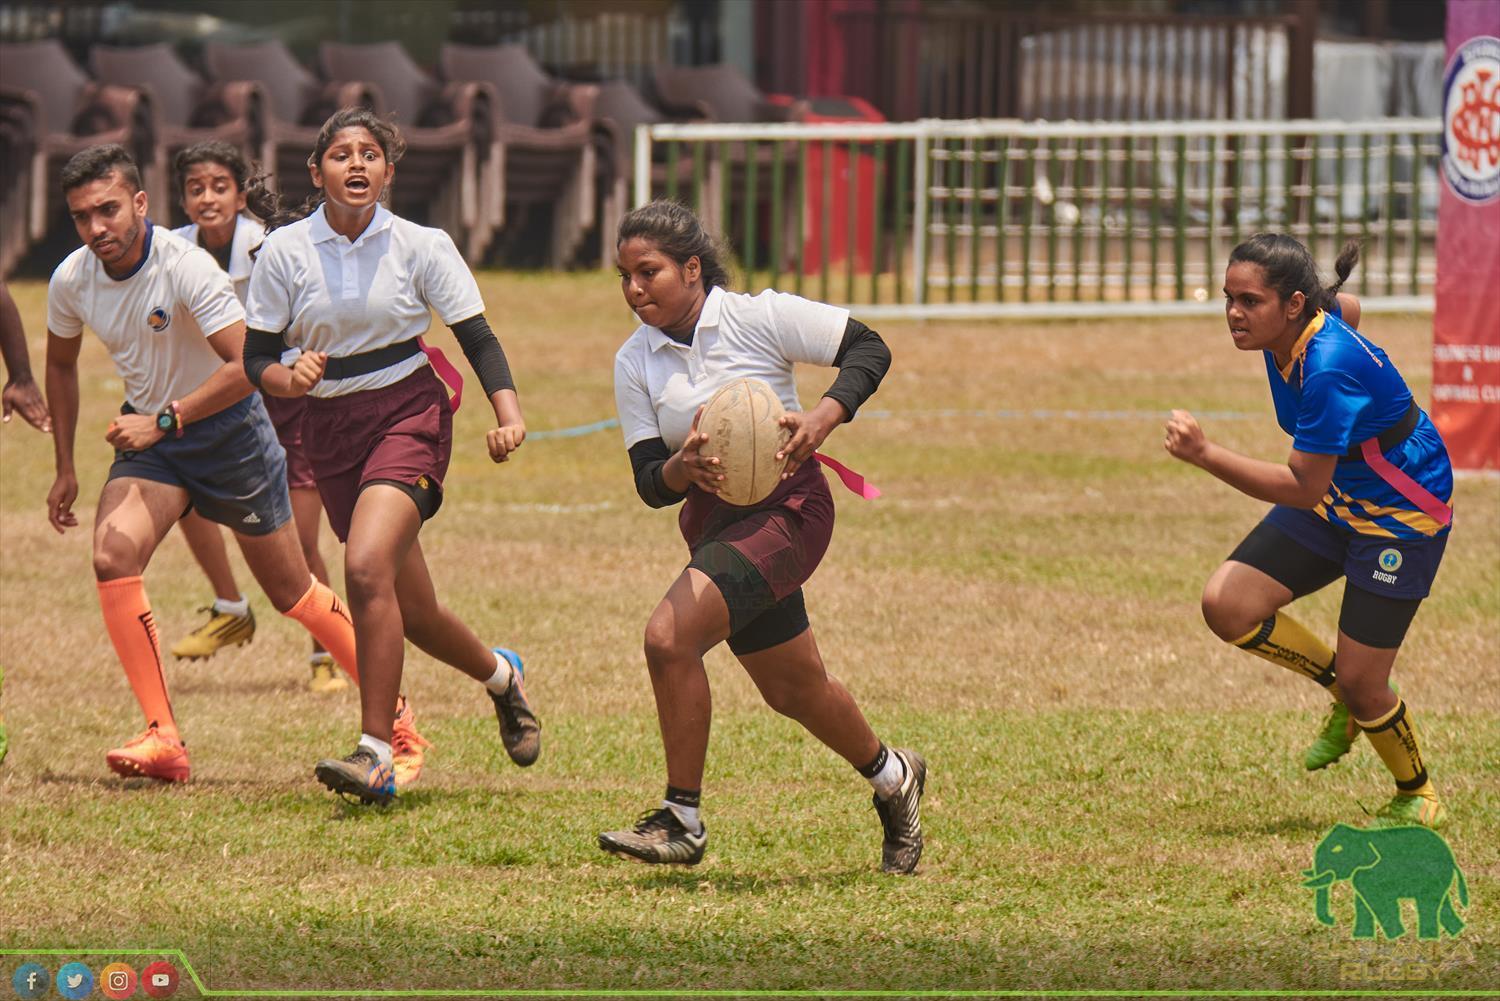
814,452,881,499
418,337,465,413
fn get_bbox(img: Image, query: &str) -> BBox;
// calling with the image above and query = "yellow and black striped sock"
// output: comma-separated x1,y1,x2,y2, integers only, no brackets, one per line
1357,700,1435,797
1232,612,1338,690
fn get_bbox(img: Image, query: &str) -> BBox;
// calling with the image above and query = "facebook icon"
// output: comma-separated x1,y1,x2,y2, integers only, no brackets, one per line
12,963,49,999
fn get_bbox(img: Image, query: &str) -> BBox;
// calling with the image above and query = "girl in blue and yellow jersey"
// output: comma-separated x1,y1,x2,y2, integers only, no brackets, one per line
1165,234,1453,830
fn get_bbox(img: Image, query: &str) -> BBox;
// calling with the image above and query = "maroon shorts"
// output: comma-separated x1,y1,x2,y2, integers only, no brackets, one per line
260,392,316,490
679,457,835,602
301,367,452,542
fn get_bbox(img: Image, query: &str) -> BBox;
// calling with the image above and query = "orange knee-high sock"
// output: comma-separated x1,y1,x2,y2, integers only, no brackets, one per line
97,576,178,739
284,578,359,685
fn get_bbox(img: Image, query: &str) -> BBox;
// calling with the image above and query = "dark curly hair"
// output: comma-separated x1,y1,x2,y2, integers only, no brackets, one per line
617,198,731,291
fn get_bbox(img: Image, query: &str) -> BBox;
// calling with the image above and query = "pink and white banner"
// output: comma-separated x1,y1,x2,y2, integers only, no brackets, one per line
1432,0,1500,471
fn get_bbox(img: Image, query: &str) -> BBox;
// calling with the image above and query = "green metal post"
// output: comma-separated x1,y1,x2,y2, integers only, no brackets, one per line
1095,138,1108,302
995,135,1009,302
1124,135,1135,302
1174,134,1187,300
821,138,832,302
1046,140,1059,301
871,139,885,304
796,140,807,296
1022,137,1035,303
1385,133,1396,295
743,140,758,291
771,141,784,290
1150,135,1161,300
1072,137,1084,302
894,138,908,303
969,139,981,303
848,137,859,305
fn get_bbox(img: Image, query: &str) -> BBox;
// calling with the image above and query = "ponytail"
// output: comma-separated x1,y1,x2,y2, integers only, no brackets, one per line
1228,234,1361,322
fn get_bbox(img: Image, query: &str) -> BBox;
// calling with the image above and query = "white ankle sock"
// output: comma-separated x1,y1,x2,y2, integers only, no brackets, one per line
358,734,393,768
483,652,514,695
869,752,906,800
213,596,249,617
663,800,702,835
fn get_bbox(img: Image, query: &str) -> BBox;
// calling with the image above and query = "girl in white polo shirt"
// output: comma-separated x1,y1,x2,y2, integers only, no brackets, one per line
244,108,539,805
599,199,926,874
167,142,345,694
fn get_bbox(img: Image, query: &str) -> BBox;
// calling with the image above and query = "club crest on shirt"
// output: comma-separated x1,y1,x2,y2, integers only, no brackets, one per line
147,307,171,332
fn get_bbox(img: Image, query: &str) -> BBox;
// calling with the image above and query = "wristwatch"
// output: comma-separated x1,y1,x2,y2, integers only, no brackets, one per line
156,401,184,438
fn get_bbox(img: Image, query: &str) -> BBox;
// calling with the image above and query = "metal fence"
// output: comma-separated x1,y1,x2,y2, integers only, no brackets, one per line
632,118,1440,319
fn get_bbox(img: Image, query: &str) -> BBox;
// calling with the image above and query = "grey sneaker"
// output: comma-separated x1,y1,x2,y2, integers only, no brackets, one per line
598,807,707,865
489,648,540,766
873,748,926,874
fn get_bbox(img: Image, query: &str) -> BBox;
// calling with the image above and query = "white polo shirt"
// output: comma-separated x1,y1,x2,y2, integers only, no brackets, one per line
48,224,245,415
614,285,849,451
173,214,265,305
245,204,484,398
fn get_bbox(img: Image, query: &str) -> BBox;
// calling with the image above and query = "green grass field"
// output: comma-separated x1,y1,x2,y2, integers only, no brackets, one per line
1,274,1496,995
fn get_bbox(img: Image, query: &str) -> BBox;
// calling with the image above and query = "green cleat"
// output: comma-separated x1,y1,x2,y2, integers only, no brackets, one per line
1304,682,1399,771
1304,701,1359,771
1369,793,1447,830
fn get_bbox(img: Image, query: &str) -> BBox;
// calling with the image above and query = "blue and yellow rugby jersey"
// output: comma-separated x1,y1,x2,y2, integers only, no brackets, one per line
1264,307,1453,540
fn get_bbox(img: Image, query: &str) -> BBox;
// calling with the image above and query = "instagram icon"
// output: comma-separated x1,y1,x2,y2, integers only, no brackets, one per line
102,962,138,999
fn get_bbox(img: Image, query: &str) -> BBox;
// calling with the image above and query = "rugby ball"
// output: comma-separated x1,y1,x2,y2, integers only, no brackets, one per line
698,377,791,506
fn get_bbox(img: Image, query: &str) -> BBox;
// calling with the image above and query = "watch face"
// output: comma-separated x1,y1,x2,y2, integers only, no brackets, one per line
158,412,175,431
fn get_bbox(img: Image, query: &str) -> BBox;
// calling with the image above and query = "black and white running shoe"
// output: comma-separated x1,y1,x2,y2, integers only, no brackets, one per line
873,748,926,874
598,806,707,865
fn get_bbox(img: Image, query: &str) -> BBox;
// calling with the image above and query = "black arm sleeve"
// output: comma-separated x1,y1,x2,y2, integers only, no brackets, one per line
243,328,287,391
450,313,515,398
823,317,890,421
628,437,689,509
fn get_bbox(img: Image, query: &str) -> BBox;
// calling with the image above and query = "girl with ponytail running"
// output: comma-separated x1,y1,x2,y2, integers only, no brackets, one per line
1166,235,1455,829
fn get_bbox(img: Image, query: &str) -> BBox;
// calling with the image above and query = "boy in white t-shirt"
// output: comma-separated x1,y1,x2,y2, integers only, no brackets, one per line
43,144,364,784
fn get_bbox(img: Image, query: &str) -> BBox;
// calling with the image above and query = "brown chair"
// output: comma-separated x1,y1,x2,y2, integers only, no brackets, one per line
0,40,161,256
0,93,37,277
650,63,808,125
89,43,262,225
204,40,378,208
439,43,596,267
590,80,697,267
320,41,500,260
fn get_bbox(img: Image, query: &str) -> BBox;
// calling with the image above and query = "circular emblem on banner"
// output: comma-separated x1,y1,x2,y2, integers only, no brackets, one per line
1441,34,1500,204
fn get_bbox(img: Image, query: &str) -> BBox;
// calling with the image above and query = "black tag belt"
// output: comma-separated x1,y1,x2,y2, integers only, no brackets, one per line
322,338,423,381
1340,400,1419,463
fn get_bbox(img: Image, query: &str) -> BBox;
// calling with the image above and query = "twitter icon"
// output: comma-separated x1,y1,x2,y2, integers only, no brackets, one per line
57,962,93,999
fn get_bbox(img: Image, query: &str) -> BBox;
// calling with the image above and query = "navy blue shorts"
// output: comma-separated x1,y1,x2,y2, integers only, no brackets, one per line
1262,505,1448,601
108,394,292,537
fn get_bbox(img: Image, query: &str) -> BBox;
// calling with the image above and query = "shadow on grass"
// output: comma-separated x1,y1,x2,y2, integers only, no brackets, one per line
628,865,871,895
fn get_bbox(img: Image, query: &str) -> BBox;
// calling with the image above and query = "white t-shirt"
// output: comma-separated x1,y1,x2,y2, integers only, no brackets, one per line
613,285,849,451
172,214,265,306
48,224,245,415
245,204,484,397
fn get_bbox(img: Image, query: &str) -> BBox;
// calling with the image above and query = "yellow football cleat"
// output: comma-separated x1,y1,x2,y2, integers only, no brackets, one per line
308,652,349,693
391,695,432,789
171,606,255,661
